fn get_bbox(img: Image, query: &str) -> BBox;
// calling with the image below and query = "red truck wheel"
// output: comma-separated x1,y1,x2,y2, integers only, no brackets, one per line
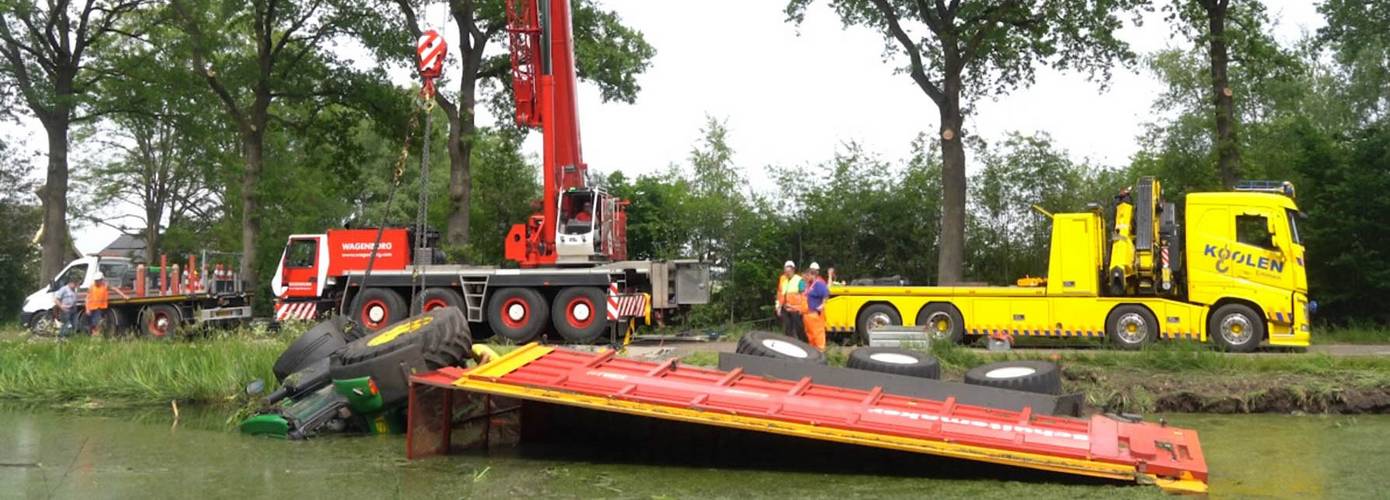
412,288,465,315
140,304,181,338
351,288,407,331
551,287,608,343
487,288,548,343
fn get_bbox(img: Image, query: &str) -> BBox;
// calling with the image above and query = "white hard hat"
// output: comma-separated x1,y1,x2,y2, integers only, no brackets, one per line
784,260,796,268
809,262,821,271
92,271,105,281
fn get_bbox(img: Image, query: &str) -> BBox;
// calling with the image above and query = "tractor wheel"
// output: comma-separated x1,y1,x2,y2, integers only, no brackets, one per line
330,307,473,407
351,288,407,332
272,315,350,382
963,360,1063,395
736,331,827,364
846,347,940,379
487,287,549,343
551,287,609,343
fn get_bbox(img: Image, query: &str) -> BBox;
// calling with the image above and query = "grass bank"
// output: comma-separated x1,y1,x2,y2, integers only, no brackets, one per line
0,327,292,408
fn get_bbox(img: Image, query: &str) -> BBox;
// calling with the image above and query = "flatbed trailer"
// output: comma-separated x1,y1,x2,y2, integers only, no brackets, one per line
406,344,1209,493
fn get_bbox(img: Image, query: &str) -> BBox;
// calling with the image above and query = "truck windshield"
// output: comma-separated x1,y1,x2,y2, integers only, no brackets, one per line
1286,209,1303,245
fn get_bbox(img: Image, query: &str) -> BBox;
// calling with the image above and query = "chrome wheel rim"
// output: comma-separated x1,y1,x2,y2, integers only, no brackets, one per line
926,311,952,340
1115,312,1149,344
1220,314,1254,345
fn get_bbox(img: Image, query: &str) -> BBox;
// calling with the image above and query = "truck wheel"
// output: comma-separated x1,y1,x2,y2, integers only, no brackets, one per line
1209,303,1263,353
846,347,940,379
273,315,350,382
551,287,609,343
26,310,59,337
412,287,465,315
351,288,407,332
736,331,827,364
1106,305,1158,350
330,307,474,406
487,288,548,343
856,304,901,342
140,304,182,338
964,360,1062,395
916,303,965,344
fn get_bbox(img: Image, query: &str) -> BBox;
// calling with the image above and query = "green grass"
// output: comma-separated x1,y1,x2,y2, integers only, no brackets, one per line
0,326,295,408
1314,325,1390,344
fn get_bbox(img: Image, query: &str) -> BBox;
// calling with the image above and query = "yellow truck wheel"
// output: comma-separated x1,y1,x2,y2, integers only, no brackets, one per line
1105,305,1158,350
916,303,965,344
1209,304,1263,353
855,304,901,343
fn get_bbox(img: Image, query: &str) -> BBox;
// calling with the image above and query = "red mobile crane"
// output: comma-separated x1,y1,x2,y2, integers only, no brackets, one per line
270,0,705,343
505,0,628,266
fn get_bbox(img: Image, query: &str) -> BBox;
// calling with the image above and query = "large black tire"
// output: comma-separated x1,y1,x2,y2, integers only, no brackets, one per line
273,315,350,382
139,304,181,338
26,310,60,337
855,304,901,343
963,361,1063,395
487,287,549,343
916,303,965,344
551,287,609,343
330,307,474,406
1106,304,1159,350
412,287,466,315
1208,303,1263,353
846,347,940,379
736,331,827,364
350,288,408,332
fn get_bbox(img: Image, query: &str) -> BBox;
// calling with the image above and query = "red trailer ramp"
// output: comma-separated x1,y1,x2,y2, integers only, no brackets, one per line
407,344,1208,494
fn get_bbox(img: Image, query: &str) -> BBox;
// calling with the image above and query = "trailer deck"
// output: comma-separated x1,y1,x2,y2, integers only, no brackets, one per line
406,344,1208,493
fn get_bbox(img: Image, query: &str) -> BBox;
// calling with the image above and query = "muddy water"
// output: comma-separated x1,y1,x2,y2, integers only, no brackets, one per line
0,408,1387,499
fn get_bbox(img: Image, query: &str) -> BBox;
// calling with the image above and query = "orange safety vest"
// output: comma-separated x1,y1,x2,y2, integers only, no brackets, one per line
777,274,806,312
86,283,109,312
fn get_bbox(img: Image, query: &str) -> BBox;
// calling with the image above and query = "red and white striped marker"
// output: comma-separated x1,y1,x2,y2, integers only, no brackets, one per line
606,283,620,321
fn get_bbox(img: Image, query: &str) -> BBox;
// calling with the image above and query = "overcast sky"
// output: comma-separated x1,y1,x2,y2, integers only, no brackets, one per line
1,0,1325,256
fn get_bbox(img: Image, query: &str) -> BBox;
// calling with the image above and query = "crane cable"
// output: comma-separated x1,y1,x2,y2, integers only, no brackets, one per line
338,30,448,321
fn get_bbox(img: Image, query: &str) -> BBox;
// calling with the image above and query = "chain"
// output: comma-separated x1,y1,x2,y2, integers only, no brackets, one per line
411,97,437,309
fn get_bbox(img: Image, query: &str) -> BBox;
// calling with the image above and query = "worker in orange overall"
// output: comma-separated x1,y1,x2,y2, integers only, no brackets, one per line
775,261,806,342
86,272,129,337
801,262,830,351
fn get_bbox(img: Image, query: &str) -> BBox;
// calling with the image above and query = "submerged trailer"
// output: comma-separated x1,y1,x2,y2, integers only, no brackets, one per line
406,344,1209,494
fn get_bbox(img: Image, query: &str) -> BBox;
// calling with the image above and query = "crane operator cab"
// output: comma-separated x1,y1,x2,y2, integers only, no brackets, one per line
555,188,628,264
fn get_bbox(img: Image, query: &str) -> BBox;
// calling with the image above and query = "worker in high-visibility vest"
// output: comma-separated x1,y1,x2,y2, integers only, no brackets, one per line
801,262,829,351
775,260,806,342
86,272,129,337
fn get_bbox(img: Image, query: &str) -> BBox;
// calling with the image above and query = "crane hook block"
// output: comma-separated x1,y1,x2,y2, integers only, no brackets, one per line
417,30,447,80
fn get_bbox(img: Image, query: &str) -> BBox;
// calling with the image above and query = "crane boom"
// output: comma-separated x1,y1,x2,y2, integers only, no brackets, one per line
505,0,626,267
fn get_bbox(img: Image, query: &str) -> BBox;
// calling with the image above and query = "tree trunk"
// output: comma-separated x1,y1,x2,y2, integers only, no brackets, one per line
1206,2,1240,188
39,118,70,281
144,202,162,263
240,130,263,292
936,86,967,285
445,102,474,247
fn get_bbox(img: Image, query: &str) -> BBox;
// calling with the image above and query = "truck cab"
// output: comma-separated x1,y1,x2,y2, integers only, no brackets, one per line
20,257,136,327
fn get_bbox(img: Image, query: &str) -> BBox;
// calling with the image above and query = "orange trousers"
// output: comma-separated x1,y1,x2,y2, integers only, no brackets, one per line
802,311,826,351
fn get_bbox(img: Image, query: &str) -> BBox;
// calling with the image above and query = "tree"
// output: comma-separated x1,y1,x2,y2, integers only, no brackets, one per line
169,0,379,292
786,0,1143,284
374,0,654,250
76,30,229,262
1318,0,1390,123
0,139,42,319
0,0,144,281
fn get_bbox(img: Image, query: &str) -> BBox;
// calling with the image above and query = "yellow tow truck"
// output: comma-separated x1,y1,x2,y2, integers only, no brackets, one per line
824,178,1310,352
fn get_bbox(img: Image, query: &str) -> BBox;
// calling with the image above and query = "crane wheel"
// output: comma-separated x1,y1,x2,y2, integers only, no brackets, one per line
846,347,940,379
351,288,408,332
551,287,609,343
487,287,548,343
412,287,465,315
964,360,1063,395
736,331,827,364
855,304,901,345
